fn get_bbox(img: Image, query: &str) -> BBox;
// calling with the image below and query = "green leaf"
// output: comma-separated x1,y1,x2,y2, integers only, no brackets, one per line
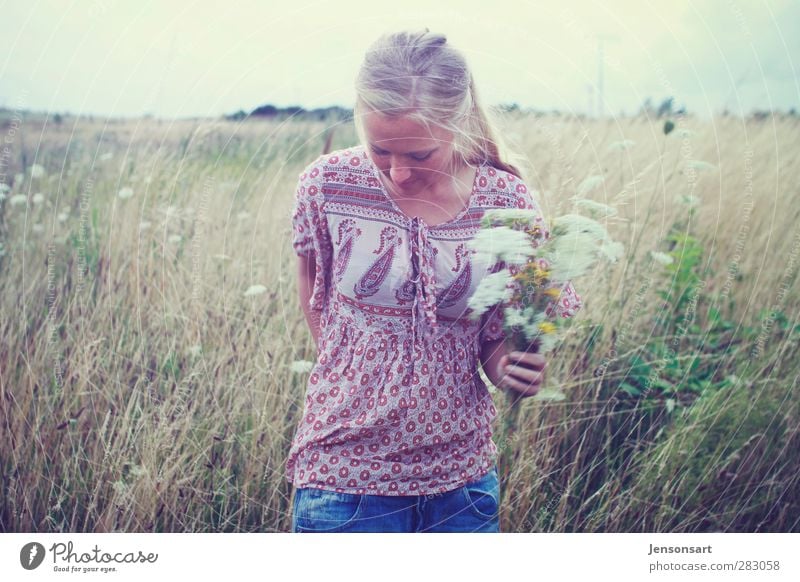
653,377,675,393
533,387,566,401
620,382,641,396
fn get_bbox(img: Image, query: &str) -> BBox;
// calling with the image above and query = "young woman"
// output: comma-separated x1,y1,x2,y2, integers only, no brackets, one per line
287,28,582,533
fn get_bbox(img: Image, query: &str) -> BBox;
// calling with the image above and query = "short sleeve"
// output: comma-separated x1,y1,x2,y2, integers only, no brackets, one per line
291,160,321,257
290,156,332,311
478,297,506,344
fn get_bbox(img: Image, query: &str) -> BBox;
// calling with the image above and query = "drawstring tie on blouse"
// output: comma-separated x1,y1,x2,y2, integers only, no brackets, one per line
409,216,439,343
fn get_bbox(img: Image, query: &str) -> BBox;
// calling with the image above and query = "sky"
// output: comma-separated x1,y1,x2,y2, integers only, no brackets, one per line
1,0,798,119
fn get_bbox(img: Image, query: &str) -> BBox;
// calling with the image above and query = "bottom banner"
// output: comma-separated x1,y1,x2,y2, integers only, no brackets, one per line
2,533,798,581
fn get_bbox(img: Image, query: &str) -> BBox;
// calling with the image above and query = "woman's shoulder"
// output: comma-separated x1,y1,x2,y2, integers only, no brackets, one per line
477,162,538,211
298,145,369,182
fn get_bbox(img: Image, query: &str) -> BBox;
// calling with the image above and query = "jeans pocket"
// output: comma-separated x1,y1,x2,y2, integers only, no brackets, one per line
460,467,499,521
293,487,365,533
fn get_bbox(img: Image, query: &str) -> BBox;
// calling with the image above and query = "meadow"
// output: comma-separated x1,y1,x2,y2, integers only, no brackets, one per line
1,109,798,532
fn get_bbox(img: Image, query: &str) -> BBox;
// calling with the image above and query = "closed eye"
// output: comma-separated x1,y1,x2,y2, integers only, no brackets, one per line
370,146,434,161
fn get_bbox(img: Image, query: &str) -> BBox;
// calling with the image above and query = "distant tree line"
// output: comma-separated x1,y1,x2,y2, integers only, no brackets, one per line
224,105,353,122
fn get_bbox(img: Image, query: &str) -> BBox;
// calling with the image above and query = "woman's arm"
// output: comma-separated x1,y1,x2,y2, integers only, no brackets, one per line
297,250,323,349
480,337,510,389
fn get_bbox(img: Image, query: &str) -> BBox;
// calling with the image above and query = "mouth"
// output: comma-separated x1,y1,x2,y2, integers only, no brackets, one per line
391,177,416,189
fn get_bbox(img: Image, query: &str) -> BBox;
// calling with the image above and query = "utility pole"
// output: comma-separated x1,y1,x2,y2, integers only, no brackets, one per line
595,34,619,119
597,36,604,118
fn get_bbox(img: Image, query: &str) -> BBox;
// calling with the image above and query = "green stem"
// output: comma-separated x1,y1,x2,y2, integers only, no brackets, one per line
497,330,540,505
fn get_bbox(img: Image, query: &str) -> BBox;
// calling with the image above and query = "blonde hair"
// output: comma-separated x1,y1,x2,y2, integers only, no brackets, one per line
353,28,528,181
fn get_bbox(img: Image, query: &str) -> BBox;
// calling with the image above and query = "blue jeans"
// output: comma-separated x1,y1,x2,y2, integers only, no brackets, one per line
291,465,500,533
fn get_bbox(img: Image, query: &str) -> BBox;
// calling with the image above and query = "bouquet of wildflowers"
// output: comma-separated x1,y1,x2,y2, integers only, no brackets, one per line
467,207,622,354
466,201,623,478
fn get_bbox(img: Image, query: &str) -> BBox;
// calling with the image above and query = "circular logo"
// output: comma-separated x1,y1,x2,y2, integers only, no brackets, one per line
20,542,46,570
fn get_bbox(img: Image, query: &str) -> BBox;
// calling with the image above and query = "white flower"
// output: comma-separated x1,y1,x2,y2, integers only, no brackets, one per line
186,344,203,358
168,234,182,244
32,223,44,233
503,306,528,329
542,231,600,280
30,164,45,178
650,251,674,265
289,360,314,374
577,175,604,196
467,269,513,317
572,198,618,218
468,226,534,266
551,214,611,241
32,192,45,205
10,194,27,207
0,183,10,193
58,212,69,222
14,173,24,184
608,139,635,152
139,221,152,230
213,254,232,261
99,152,113,161
685,160,715,172
118,187,134,199
243,284,267,297
598,240,624,263
539,213,621,278
482,208,539,224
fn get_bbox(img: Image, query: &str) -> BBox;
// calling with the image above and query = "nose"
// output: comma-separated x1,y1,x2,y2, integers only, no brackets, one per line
389,165,413,184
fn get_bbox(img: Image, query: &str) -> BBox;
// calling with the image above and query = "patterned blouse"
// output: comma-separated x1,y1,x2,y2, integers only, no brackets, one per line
286,144,582,496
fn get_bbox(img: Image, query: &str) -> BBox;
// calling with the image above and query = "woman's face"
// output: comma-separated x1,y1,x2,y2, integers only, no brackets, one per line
361,108,459,195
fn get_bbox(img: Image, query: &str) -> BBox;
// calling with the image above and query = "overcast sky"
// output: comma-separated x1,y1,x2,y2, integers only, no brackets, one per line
1,0,797,119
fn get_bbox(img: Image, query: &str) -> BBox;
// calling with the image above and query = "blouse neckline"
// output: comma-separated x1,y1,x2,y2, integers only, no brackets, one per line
362,148,483,229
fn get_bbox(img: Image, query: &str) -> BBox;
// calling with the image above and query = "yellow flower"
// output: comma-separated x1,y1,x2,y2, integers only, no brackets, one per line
531,265,550,286
538,321,557,335
544,288,561,299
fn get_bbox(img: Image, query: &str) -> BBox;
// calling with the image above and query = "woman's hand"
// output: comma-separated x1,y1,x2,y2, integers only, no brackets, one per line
494,350,547,398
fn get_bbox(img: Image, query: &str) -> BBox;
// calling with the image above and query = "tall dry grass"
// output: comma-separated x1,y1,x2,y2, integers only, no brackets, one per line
1,110,798,532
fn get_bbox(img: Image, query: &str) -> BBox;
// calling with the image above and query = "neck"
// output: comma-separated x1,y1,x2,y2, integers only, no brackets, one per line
401,162,474,202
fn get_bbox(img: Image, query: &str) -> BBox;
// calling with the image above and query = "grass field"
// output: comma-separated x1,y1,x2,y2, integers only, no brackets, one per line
1,110,798,532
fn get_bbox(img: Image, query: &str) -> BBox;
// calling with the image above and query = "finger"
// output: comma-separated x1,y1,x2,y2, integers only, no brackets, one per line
504,364,544,383
500,373,541,397
510,351,547,371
